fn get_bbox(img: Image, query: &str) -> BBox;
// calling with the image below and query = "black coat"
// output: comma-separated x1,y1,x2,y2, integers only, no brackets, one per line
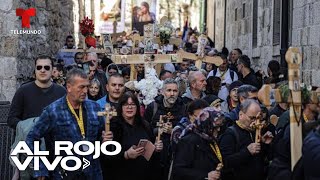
303,129,320,180
219,124,269,180
144,95,186,179
100,116,158,180
172,133,221,180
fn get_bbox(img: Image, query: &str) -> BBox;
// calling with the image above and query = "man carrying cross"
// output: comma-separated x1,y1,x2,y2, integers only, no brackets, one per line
219,99,273,180
144,78,186,180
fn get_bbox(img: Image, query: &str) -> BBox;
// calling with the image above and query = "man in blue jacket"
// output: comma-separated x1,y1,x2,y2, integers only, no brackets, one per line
26,68,113,180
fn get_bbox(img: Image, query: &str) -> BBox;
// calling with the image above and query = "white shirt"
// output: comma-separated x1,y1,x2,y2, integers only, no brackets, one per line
207,68,238,101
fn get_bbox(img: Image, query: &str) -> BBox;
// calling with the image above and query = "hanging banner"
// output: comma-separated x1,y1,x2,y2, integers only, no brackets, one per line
99,0,126,34
132,0,157,35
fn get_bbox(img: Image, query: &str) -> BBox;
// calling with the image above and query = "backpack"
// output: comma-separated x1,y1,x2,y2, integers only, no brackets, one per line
212,69,235,81
220,125,240,179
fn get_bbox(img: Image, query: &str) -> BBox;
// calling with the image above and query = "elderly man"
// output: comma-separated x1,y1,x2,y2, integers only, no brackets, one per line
97,73,125,110
86,52,108,96
26,68,113,180
182,71,207,104
144,78,186,180
220,99,273,180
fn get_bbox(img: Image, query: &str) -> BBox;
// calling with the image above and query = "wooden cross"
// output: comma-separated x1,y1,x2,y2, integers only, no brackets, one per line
257,47,320,170
111,21,126,44
162,112,175,122
156,115,164,142
250,112,266,143
97,103,117,132
176,34,223,69
111,23,183,80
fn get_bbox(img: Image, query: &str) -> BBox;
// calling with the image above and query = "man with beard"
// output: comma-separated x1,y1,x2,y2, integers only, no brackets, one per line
207,54,238,101
144,78,186,180
182,71,207,105
220,99,273,180
8,55,66,179
97,73,125,110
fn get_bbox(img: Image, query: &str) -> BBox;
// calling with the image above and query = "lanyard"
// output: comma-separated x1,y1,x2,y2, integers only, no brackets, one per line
210,142,223,165
67,97,85,138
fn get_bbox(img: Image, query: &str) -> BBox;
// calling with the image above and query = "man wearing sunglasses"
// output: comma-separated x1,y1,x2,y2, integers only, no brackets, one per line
7,55,66,179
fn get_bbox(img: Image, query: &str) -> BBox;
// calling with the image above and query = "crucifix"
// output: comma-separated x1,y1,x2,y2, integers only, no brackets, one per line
156,115,164,142
250,112,266,143
257,47,320,170
97,103,117,132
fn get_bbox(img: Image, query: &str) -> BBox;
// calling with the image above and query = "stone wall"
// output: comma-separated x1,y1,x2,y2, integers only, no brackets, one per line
292,0,320,86
0,0,79,101
212,0,320,86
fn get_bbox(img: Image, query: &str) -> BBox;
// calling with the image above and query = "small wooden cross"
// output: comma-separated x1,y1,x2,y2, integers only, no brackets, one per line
250,112,266,143
156,115,164,141
163,112,175,122
97,103,117,132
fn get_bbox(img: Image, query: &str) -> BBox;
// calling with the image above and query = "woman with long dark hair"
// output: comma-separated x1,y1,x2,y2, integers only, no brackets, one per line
101,92,163,180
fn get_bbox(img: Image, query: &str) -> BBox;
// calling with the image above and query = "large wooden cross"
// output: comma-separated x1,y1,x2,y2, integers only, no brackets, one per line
111,23,184,80
257,47,320,170
177,34,223,69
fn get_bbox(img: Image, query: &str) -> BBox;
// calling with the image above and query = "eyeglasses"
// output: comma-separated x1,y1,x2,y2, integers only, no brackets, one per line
36,65,51,71
123,103,137,108
244,113,258,121
248,97,259,101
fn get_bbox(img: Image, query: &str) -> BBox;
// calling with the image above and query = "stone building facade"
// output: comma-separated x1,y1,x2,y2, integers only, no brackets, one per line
207,0,320,87
0,0,81,101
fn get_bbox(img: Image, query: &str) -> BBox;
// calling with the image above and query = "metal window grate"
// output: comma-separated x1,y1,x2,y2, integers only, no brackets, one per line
252,0,258,47
273,0,281,45
0,102,15,180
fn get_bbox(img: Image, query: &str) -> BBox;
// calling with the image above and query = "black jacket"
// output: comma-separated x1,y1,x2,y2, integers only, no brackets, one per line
144,95,186,132
172,133,221,180
219,124,269,180
100,116,158,180
144,95,186,179
240,71,262,89
303,129,320,180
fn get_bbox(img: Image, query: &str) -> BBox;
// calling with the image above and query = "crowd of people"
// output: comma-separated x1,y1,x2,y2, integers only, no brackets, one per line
7,34,320,180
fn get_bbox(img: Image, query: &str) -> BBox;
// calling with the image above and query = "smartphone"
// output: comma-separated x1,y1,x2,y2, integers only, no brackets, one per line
137,139,148,148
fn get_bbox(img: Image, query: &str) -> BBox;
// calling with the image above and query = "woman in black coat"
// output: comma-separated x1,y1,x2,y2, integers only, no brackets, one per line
172,107,225,180
101,92,163,180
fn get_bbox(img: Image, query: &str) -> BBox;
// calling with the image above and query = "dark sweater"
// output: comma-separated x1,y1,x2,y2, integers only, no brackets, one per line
7,81,66,129
219,124,269,180
240,71,262,89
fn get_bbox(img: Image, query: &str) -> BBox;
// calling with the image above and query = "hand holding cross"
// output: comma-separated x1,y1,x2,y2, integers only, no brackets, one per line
156,115,164,142
250,112,266,143
97,103,117,132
